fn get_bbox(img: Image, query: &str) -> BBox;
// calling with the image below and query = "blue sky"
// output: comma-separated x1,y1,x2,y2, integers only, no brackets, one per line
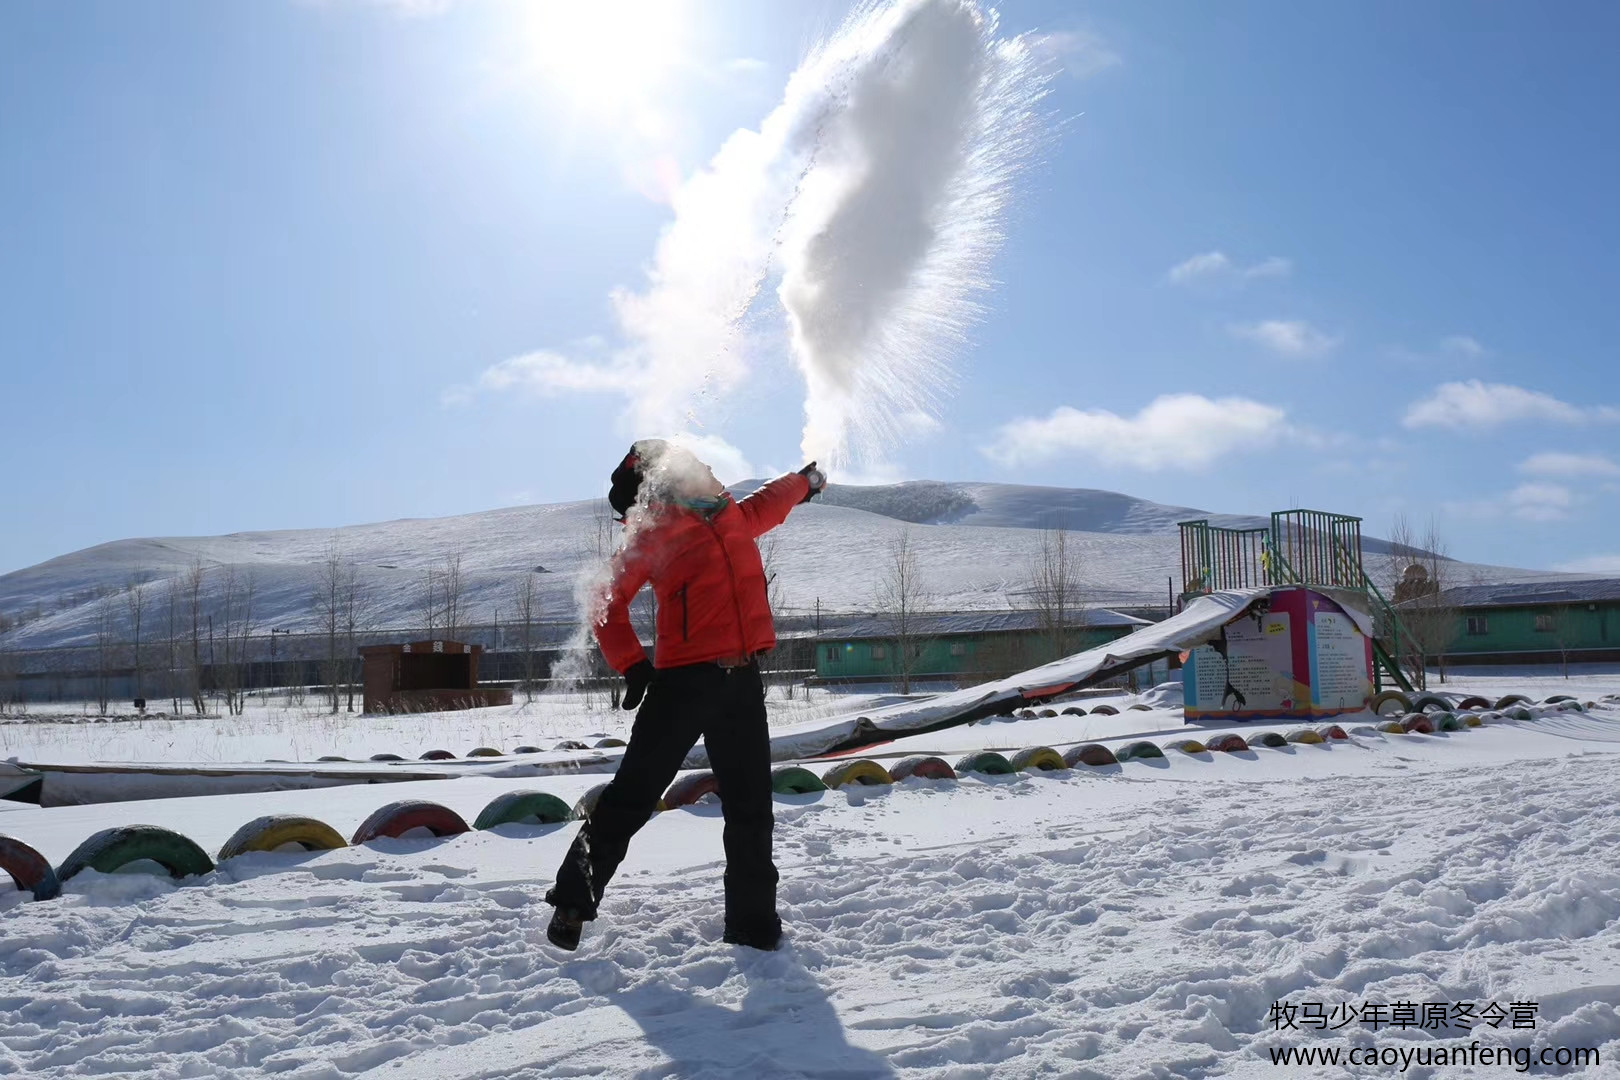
4,0,1620,577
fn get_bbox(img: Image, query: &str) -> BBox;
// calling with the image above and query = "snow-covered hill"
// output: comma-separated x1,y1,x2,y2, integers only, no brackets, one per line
0,481,1569,650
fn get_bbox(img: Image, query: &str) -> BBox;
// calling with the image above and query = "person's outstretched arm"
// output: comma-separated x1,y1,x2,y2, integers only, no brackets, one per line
737,464,825,538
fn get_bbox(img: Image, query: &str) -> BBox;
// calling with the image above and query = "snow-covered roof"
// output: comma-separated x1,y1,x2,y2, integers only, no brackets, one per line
1437,578,1620,609
813,608,1150,641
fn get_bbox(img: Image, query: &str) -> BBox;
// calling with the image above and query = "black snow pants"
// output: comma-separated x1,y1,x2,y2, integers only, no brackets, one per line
548,660,779,933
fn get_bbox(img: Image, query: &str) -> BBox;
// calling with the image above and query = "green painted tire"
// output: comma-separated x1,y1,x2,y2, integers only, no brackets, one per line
954,751,1016,775
821,759,894,788
466,747,504,758
1410,694,1452,713
1206,733,1249,753
473,791,573,829
770,766,829,793
1494,694,1532,710
1115,741,1166,761
1370,691,1412,717
887,756,956,781
58,825,215,884
1010,746,1066,771
1507,706,1534,722
1062,743,1117,767
1253,731,1290,748
218,815,347,861
1543,694,1575,704
512,745,543,755
0,834,60,901
1433,714,1462,732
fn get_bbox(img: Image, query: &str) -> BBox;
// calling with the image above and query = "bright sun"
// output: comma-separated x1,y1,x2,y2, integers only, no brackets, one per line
515,0,693,120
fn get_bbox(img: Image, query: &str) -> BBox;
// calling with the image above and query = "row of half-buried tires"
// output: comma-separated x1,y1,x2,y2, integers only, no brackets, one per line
305,738,629,764
1013,703,1148,719
1367,691,1593,717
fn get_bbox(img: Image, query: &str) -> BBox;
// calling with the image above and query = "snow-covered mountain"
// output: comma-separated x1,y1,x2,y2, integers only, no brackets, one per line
0,481,1567,650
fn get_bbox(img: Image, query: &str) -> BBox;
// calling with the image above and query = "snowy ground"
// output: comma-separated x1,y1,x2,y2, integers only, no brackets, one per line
3,684,1620,1077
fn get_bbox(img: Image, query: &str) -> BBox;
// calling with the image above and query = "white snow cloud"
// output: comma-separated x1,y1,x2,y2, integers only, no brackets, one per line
1030,29,1121,80
1517,452,1620,478
442,350,639,407
982,393,1286,471
1403,381,1620,430
1167,252,1291,285
1229,319,1338,358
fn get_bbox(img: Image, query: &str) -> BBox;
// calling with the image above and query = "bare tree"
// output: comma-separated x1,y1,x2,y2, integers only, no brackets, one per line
94,593,117,715
1387,514,1459,689
185,559,208,714
1549,604,1577,679
341,559,371,711
757,534,791,697
513,569,540,703
124,567,147,705
0,631,21,715
313,538,344,713
164,575,182,714
875,528,931,695
217,566,256,716
1025,521,1088,665
439,550,464,642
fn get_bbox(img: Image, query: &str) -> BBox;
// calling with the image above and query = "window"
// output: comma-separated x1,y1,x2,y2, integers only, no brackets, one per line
1466,616,1489,636
950,642,968,657
1535,613,1557,633
870,645,888,661
825,646,841,664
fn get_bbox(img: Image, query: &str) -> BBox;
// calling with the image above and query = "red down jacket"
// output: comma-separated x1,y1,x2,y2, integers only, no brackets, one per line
595,472,811,672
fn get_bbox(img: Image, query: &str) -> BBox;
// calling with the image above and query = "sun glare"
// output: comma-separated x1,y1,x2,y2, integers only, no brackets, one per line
516,0,692,119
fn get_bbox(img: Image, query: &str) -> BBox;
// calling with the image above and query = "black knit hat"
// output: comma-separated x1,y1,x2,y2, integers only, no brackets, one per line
608,439,669,519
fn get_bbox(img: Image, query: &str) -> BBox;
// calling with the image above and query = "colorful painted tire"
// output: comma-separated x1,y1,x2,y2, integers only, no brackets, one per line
466,747,504,758
771,766,829,793
595,738,628,748
1253,731,1290,748
1016,709,1036,719
1458,713,1483,727
1410,694,1452,713
420,750,456,761
1286,729,1326,744
1127,704,1152,712
1378,721,1406,733
888,756,956,781
553,740,590,751
574,783,609,820
821,759,894,788
1206,733,1249,753
1370,691,1412,717
1061,707,1086,716
1401,715,1435,735
1164,739,1207,755
1507,706,1534,722
1010,746,1066,771
1116,741,1166,761
218,815,347,861
1543,694,1575,704
473,791,573,829
1494,694,1531,710
0,835,60,901
954,751,1016,775
1089,705,1119,716
317,756,349,762
1455,696,1492,711
369,753,405,762
1037,709,1058,718
512,746,543,755
58,825,215,884
1435,714,1463,732
1315,724,1349,740
351,800,470,844
664,771,721,808
1063,743,1118,767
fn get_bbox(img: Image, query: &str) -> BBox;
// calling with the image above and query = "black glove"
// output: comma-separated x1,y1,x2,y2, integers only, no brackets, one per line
622,660,654,710
798,462,827,503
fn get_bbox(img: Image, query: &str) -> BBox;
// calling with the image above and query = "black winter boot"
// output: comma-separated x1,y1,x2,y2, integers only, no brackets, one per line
547,905,585,951
723,914,783,951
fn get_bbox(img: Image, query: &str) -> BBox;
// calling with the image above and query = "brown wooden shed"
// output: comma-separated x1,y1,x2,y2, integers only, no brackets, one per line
359,640,513,714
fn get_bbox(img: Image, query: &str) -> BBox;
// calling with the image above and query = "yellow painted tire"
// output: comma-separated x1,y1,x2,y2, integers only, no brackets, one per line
1285,729,1325,744
1370,691,1412,717
1165,739,1207,754
1009,746,1066,771
821,759,894,788
1378,721,1406,734
218,815,347,861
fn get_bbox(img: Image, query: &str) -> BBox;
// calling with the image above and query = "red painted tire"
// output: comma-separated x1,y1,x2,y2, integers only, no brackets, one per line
1062,743,1117,767
1090,705,1119,716
1206,733,1249,753
664,771,722,808
351,800,470,844
889,756,956,781
466,747,504,758
1455,696,1492,710
1402,714,1435,735
420,750,456,761
0,835,60,901
1315,724,1349,740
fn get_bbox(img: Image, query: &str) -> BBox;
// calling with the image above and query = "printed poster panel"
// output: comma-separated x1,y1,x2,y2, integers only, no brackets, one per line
1185,612,1296,716
1310,609,1371,710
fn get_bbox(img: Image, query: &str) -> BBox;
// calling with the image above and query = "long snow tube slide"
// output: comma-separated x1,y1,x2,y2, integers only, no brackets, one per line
888,756,956,781
218,815,347,861
1089,705,1119,716
1401,715,1435,734
1315,724,1349,741
1369,691,1411,717
1252,731,1290,748
351,800,470,845
771,766,829,794
1010,746,1066,771
420,749,456,761
369,753,405,762
822,759,894,788
1115,741,1166,761
1455,696,1492,711
1286,729,1326,744
1062,743,1118,767
466,747,504,758
955,751,1016,775
1205,733,1249,753
0,835,60,901
58,825,215,884
1494,694,1531,710
664,771,721,808
1164,739,1207,755
1409,694,1452,713
474,791,574,829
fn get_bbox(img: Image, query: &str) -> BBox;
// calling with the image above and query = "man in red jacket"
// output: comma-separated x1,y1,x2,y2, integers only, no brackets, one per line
545,440,826,952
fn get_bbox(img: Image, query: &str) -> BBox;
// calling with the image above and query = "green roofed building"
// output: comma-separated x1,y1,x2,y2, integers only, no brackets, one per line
809,608,1151,683
1429,579,1620,665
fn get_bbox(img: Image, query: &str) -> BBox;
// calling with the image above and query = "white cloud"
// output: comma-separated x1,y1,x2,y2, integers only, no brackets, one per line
1229,319,1338,358
1517,452,1620,478
1030,29,1121,80
982,393,1286,470
1439,335,1486,359
1403,380,1620,430
1167,251,1292,285
1449,482,1577,523
1555,554,1620,575
443,350,639,407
